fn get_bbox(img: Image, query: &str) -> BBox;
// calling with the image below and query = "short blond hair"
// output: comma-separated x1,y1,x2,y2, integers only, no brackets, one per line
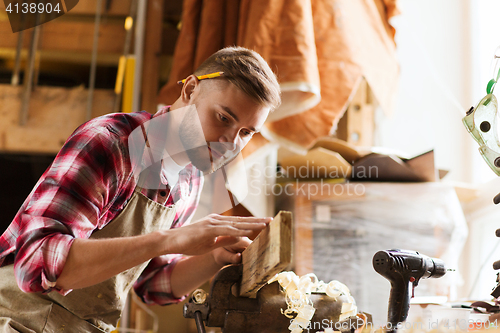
194,47,281,111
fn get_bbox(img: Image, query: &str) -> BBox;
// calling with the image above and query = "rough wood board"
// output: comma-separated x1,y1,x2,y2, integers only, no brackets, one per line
240,210,293,297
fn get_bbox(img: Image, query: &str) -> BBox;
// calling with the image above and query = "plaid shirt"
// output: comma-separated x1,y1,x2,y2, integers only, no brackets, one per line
0,110,203,305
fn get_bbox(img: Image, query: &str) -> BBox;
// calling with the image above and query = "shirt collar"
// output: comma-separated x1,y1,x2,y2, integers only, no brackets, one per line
160,156,184,188
154,105,193,200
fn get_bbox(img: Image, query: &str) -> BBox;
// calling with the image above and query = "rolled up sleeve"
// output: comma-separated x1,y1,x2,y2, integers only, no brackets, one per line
14,230,76,295
133,254,186,305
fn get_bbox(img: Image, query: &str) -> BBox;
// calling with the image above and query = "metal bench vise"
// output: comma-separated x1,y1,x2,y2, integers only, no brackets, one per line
184,265,364,333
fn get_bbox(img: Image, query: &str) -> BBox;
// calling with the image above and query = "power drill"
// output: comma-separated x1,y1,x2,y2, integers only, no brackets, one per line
373,249,447,332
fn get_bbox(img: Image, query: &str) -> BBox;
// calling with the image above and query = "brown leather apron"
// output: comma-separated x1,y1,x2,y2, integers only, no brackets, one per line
0,188,176,332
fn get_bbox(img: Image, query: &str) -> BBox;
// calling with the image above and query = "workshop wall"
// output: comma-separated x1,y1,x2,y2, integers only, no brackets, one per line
376,0,500,185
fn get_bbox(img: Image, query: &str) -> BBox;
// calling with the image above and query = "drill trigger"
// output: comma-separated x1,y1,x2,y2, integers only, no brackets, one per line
409,277,416,298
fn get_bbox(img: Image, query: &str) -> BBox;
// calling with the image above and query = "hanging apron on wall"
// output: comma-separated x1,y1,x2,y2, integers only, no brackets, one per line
0,187,177,333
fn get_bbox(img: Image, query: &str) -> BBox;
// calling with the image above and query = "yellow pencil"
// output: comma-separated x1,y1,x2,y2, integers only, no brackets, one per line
177,71,224,85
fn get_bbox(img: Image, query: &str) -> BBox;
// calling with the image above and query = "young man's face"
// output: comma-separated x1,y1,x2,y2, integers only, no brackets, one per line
179,79,270,174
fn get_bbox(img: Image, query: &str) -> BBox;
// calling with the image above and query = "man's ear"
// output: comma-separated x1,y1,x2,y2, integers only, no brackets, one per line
180,75,199,103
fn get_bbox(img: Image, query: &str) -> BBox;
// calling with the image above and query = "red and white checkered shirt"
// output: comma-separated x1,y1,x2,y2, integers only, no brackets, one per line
0,110,203,305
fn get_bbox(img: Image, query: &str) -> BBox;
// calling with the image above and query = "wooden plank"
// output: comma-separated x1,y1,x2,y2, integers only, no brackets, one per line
0,21,180,58
141,0,164,114
0,20,126,54
0,84,114,154
0,48,121,65
336,78,375,147
294,193,313,277
347,80,374,146
68,0,132,16
239,211,293,297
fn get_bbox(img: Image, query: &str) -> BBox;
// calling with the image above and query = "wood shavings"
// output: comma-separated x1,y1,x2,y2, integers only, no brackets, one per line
268,271,358,333
317,329,340,333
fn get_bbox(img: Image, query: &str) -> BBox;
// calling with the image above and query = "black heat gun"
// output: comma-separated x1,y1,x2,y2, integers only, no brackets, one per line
373,249,447,332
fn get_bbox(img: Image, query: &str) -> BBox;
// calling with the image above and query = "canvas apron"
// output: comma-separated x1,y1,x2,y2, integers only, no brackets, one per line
0,187,176,332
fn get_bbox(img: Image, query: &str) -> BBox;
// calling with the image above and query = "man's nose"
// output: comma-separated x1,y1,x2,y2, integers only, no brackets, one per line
219,132,238,151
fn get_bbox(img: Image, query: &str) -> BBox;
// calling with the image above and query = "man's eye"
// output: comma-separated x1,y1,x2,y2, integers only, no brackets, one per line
218,114,229,123
241,130,254,137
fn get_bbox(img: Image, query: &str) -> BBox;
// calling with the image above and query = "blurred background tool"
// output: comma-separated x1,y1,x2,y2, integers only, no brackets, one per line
373,249,447,333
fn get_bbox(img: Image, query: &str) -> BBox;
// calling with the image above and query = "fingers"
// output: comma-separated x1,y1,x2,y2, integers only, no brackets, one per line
235,236,251,248
187,214,273,244
223,237,251,253
213,236,241,249
248,229,262,241
227,252,242,264
215,215,272,232
193,215,272,232
210,214,273,224
226,221,268,230
205,217,269,237
204,226,257,239
216,250,242,265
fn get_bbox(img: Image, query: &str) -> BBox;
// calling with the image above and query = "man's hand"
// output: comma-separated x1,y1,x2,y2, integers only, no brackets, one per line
168,215,270,298
57,214,270,292
212,237,251,266
160,214,271,256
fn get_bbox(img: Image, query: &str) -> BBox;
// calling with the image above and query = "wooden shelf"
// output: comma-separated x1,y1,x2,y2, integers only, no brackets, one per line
0,0,181,152
0,84,114,154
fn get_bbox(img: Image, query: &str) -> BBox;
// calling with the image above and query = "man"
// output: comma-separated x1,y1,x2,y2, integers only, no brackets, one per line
0,46,281,332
